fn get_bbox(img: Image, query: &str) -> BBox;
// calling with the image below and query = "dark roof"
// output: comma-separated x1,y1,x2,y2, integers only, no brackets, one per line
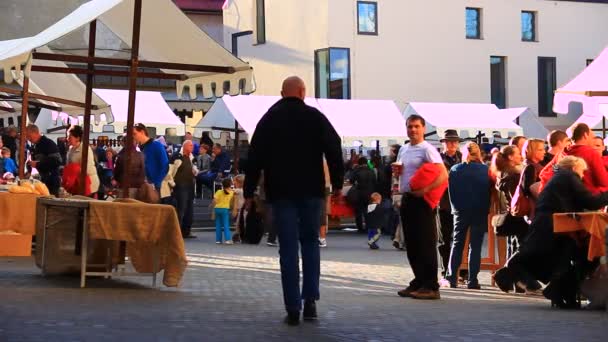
173,0,224,12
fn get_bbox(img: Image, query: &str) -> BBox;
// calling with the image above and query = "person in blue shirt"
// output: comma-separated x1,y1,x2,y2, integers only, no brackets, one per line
132,123,169,191
445,142,490,290
198,143,231,191
1,147,17,174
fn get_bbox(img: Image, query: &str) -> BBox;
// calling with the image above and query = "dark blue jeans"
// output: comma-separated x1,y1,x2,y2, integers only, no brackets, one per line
197,171,217,191
446,210,487,283
272,198,322,312
173,184,194,237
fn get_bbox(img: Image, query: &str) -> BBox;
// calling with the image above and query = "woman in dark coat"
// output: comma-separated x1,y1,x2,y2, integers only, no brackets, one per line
349,157,377,233
494,156,608,308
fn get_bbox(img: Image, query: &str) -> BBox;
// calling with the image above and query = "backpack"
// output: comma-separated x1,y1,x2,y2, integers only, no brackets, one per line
239,200,264,244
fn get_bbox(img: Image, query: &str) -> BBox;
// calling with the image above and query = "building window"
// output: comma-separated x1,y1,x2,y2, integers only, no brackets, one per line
521,11,537,42
490,56,507,109
315,48,351,99
466,8,481,39
538,57,557,117
587,59,594,66
102,125,115,133
255,0,266,44
357,1,378,35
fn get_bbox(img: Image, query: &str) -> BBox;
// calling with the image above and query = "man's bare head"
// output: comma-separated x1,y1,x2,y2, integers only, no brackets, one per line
281,76,306,100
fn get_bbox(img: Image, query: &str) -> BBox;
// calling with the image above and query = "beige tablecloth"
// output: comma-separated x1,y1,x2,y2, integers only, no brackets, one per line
87,198,187,287
0,192,41,234
553,212,607,262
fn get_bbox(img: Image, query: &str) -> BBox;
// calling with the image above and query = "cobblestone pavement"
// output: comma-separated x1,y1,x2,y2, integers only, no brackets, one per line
1,232,606,341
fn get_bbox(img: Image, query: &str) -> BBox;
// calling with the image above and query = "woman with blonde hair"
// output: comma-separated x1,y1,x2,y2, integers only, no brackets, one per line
520,139,546,202
494,156,608,308
442,142,490,289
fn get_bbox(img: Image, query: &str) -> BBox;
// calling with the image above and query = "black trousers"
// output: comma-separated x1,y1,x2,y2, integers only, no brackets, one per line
173,184,194,237
438,209,453,275
400,195,439,291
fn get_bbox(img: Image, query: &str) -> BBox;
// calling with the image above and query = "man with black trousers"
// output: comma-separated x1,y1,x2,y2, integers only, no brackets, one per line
394,115,448,300
172,140,196,239
244,76,344,326
438,130,462,279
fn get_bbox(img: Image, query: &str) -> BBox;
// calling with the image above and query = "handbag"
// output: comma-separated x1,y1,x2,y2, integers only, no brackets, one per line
510,172,532,217
136,182,160,204
492,190,528,236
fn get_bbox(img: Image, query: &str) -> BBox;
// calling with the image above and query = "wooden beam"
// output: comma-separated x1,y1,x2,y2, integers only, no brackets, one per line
33,52,130,67
79,20,96,196
138,60,236,74
19,77,29,179
31,65,188,80
0,86,99,110
0,105,15,113
33,52,245,74
123,0,143,196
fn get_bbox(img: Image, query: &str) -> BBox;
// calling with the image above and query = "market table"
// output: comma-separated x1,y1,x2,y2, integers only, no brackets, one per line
553,212,607,261
37,197,187,288
0,192,41,235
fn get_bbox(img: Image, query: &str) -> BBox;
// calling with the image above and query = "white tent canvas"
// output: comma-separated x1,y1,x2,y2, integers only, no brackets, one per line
37,89,185,138
195,95,407,147
404,102,525,140
0,0,254,100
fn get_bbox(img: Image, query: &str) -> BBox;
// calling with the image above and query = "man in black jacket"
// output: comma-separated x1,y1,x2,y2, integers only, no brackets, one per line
26,124,61,195
244,76,344,326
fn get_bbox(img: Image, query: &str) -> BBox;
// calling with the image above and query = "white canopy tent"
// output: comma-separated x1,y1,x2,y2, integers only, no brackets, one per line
0,0,254,100
403,102,526,141
195,95,407,148
35,89,185,139
0,0,255,181
0,44,112,123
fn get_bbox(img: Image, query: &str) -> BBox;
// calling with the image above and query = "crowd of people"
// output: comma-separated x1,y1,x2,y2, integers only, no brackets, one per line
2,77,607,323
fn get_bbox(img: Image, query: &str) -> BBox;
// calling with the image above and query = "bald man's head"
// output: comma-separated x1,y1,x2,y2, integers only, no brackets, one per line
281,76,306,100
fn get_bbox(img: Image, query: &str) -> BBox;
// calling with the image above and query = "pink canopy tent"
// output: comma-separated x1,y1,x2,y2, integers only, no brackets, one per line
554,47,608,133
196,95,406,146
49,89,185,136
404,102,524,139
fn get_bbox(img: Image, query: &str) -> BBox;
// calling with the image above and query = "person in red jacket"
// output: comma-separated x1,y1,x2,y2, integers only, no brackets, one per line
540,123,608,194
591,136,608,170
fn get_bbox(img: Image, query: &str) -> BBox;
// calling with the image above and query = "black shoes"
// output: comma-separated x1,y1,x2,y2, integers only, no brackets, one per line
493,267,514,293
183,233,197,239
285,301,317,326
303,300,318,321
284,311,300,326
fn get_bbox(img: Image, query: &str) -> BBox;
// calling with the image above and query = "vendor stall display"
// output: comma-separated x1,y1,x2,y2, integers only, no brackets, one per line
37,196,187,287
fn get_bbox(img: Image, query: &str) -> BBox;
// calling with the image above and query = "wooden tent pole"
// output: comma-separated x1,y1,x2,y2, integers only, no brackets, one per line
78,20,96,196
18,77,30,179
123,0,143,197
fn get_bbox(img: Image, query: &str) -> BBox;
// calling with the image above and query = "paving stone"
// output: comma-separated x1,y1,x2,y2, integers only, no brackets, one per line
0,232,606,341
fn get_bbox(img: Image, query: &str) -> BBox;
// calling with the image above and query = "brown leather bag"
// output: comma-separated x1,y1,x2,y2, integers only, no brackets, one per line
136,182,160,204
510,183,531,217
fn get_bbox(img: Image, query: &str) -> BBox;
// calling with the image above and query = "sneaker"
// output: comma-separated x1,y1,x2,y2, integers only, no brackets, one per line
267,241,278,247
410,288,441,300
439,277,456,289
216,241,222,244
319,238,327,248
303,300,318,321
284,311,300,326
397,286,418,298
225,240,234,245
368,242,379,250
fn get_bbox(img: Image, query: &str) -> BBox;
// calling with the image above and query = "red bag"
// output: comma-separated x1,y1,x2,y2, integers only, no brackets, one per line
410,163,448,209
510,184,531,217
62,163,91,196
329,194,355,218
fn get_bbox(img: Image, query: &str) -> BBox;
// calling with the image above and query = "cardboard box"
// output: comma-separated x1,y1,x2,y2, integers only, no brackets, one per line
0,234,32,256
